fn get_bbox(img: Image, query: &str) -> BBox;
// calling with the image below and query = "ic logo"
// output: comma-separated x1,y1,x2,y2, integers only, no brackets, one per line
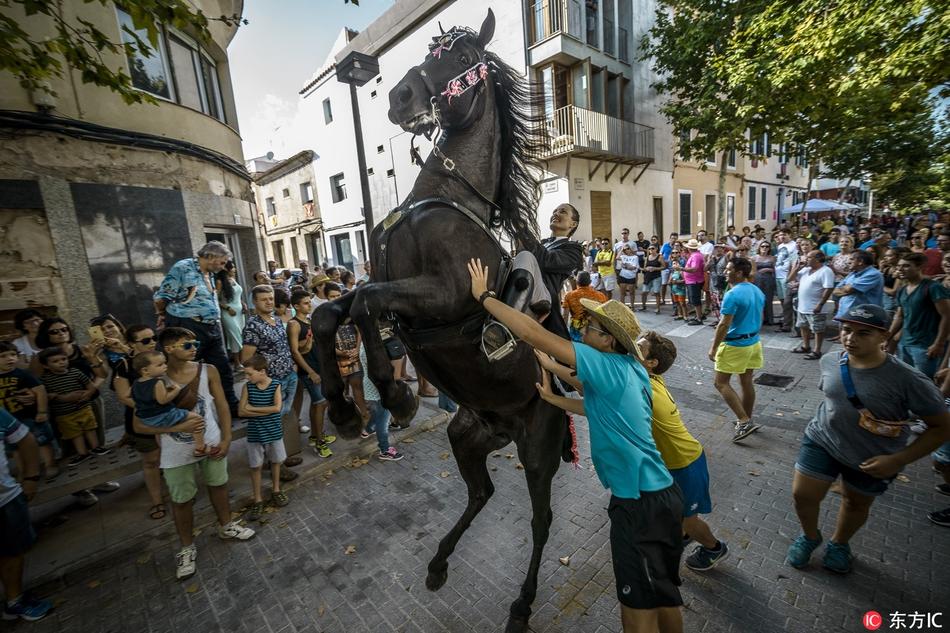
863,611,883,631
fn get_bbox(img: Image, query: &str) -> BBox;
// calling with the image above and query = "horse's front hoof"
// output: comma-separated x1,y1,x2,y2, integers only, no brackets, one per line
327,398,362,439
391,390,419,428
425,563,448,591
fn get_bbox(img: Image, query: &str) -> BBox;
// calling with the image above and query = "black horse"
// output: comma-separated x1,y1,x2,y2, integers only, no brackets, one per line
312,10,570,633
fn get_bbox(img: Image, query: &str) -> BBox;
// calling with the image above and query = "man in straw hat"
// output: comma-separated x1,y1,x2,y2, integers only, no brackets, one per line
709,257,766,443
467,258,685,633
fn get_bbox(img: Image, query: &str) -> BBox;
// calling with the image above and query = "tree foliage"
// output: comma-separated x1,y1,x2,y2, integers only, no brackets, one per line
0,0,246,105
644,0,950,212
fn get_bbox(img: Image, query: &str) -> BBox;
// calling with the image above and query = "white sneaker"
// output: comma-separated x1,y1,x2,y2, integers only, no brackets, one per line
298,425,311,434
217,520,255,541
175,545,197,580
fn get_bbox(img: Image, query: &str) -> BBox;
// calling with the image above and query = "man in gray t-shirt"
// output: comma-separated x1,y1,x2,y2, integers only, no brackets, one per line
787,304,950,575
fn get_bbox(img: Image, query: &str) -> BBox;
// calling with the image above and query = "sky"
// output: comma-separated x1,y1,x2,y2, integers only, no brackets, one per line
228,0,392,161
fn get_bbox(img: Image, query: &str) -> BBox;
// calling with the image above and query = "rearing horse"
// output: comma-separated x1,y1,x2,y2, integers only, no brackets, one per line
312,10,571,633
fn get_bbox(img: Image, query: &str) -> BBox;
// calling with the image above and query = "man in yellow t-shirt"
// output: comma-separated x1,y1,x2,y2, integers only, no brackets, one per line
638,331,729,572
593,238,617,299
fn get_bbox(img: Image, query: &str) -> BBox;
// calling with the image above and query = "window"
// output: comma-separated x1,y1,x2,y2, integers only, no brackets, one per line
376,145,384,154
282,188,290,198
386,169,395,178
705,151,717,165
323,98,333,124
271,240,285,267
117,7,172,99
299,182,313,203
265,197,276,217
727,149,737,169
678,130,691,159
376,76,383,84
726,194,736,227
116,8,225,121
330,173,346,203
678,191,692,235
367,167,374,175
586,0,599,47
370,90,377,99
748,186,756,220
760,186,767,220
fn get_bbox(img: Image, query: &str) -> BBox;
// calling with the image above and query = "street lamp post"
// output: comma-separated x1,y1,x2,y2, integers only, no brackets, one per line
336,50,380,240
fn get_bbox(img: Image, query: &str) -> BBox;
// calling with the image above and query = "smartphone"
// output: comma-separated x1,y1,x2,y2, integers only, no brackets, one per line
88,325,104,342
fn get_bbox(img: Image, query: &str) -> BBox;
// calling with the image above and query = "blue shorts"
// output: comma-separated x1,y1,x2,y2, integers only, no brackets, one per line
22,418,55,447
933,442,950,465
795,434,893,497
140,407,190,429
299,372,326,404
669,451,712,517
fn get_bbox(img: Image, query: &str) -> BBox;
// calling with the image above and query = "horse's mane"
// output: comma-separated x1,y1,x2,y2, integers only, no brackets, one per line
483,51,549,250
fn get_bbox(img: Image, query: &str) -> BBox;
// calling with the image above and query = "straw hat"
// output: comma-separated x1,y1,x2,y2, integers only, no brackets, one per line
685,238,701,249
579,298,644,359
310,274,330,286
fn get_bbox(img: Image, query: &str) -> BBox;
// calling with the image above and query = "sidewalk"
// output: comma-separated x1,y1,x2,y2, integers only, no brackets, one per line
25,396,451,589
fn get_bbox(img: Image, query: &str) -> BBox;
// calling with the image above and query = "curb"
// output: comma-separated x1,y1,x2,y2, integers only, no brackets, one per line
30,403,452,593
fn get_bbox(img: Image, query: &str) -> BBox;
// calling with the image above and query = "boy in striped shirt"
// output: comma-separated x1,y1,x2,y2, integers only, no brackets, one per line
39,347,108,467
238,354,288,521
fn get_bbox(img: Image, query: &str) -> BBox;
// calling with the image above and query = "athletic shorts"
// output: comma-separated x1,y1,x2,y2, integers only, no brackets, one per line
672,294,686,304
795,311,828,332
163,457,229,504
602,276,617,292
608,485,684,609
669,452,712,518
686,283,703,306
56,407,97,440
714,342,763,374
795,434,892,497
299,372,326,404
247,439,287,469
0,494,36,557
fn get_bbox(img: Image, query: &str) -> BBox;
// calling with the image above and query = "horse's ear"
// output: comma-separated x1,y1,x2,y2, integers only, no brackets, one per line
476,9,495,49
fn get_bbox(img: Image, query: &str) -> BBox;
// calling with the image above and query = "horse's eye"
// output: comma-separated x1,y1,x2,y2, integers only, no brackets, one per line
458,54,470,66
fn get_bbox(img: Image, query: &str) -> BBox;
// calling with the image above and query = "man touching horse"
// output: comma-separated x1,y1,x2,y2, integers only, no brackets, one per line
468,258,684,633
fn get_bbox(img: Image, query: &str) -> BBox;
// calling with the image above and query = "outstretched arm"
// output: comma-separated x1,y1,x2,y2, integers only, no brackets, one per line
468,259,575,367
535,366,585,416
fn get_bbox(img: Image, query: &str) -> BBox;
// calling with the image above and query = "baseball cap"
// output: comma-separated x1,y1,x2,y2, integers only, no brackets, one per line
834,304,890,331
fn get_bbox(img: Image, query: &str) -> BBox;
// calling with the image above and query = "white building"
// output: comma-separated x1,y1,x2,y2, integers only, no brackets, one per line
249,150,325,269
296,0,674,249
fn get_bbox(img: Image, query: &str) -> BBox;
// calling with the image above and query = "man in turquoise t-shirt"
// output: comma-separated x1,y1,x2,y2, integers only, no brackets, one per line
709,257,766,443
466,258,684,633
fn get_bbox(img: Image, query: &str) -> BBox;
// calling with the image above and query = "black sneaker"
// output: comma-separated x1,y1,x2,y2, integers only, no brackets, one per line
378,448,404,461
685,542,729,571
928,507,950,527
67,453,91,468
90,446,112,456
732,421,761,443
937,483,950,496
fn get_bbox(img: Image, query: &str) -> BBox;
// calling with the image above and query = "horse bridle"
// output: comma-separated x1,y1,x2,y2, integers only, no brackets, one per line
409,33,503,224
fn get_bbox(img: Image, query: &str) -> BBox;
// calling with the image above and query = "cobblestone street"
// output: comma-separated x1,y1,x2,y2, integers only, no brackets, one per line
13,311,950,633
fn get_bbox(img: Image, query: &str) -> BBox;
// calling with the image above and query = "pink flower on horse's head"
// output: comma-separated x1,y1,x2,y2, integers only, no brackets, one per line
479,64,489,80
441,79,464,104
465,69,478,86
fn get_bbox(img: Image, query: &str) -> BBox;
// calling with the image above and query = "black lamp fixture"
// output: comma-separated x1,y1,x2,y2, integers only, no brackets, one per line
336,50,380,239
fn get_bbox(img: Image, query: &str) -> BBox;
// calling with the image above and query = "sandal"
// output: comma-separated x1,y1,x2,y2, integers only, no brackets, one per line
804,351,823,360
360,430,371,439
791,346,812,354
149,503,166,520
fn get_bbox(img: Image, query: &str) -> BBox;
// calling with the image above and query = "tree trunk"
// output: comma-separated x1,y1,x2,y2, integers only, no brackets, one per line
799,156,815,230
837,177,853,203
717,150,728,238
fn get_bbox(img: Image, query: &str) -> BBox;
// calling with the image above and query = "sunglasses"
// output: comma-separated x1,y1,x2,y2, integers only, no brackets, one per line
585,323,611,336
48,327,69,335
134,336,155,345
171,341,200,350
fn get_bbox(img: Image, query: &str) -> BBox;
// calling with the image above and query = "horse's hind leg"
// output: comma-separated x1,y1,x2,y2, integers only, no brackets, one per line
506,408,564,633
426,407,503,591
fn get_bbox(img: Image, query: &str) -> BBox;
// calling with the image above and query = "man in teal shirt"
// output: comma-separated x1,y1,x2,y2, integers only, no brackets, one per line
467,259,684,633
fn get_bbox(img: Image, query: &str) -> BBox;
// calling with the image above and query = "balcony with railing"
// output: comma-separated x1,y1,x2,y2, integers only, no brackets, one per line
529,0,583,44
539,105,654,166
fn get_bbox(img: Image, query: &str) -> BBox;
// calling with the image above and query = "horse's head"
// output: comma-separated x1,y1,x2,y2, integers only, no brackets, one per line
388,9,495,136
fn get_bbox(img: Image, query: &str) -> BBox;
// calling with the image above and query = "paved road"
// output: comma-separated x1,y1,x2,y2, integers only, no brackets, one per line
16,310,950,632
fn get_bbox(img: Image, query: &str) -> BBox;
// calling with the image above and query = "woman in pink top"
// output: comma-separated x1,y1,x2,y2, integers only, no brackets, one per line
683,239,707,324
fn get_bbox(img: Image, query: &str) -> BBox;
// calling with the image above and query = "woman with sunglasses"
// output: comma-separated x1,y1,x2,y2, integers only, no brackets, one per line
11,309,44,365
753,242,777,325
640,245,666,314
112,325,166,519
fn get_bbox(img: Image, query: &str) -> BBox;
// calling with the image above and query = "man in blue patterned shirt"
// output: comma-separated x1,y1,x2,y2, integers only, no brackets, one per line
154,241,237,412
0,408,52,621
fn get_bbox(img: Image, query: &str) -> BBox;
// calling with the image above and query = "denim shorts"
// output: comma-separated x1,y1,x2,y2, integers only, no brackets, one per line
299,372,326,404
22,418,55,447
933,441,950,465
795,434,893,497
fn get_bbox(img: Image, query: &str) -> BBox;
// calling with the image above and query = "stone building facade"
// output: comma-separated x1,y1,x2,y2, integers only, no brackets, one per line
0,0,258,335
